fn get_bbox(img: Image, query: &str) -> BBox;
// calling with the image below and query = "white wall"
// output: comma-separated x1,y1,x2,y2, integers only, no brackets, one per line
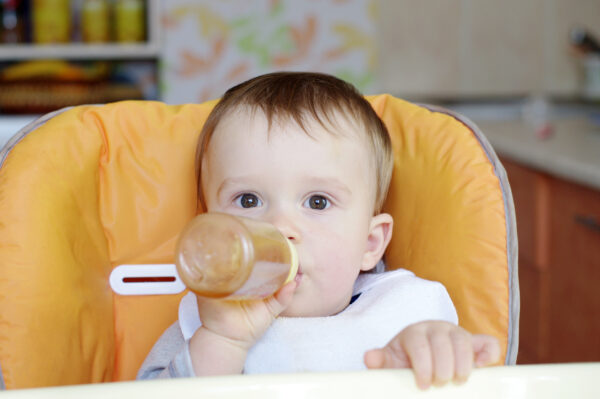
377,0,600,98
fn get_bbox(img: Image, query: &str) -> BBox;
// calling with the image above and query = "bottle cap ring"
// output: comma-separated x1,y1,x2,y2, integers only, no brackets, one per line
283,238,299,284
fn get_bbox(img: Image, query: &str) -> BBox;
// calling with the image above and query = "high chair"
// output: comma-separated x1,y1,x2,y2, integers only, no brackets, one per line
0,96,518,389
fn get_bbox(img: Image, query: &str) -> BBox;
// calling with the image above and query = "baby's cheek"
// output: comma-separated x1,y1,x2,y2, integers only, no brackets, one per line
306,221,367,271
313,239,359,281
315,251,348,275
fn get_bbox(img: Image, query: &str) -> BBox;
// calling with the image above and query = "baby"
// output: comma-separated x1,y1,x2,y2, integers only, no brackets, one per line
138,72,500,389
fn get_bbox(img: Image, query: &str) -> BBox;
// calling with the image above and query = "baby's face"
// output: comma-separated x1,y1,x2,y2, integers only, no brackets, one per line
201,109,378,317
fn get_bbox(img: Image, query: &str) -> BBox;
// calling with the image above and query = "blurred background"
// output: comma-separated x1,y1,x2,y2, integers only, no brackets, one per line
0,0,599,366
0,0,598,114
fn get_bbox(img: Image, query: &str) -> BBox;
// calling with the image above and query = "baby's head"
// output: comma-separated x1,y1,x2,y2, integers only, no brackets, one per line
196,71,393,214
196,72,394,316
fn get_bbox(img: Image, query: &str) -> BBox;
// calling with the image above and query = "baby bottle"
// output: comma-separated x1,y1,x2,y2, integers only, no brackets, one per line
175,212,298,300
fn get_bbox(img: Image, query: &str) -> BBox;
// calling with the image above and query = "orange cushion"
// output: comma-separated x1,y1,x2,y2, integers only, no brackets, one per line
370,95,509,361
0,101,212,387
0,96,509,388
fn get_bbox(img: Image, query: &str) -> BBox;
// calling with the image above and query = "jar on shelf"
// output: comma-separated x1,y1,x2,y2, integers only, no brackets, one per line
113,0,145,43
32,0,71,44
1,0,26,44
81,0,109,43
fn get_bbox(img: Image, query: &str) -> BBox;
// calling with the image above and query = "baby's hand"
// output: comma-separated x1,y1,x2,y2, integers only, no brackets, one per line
196,281,296,347
189,281,296,375
363,320,500,389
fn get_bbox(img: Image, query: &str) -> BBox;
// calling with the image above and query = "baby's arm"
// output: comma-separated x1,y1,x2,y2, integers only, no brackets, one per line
364,320,500,389
137,323,195,379
189,281,297,376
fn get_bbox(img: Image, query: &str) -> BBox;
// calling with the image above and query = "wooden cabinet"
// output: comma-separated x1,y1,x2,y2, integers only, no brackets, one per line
547,178,600,362
502,157,600,364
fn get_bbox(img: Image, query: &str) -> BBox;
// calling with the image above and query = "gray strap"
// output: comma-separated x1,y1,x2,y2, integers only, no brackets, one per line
0,361,5,390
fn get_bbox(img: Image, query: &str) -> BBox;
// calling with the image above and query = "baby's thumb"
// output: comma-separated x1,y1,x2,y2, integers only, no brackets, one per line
364,349,386,369
266,281,297,317
364,346,411,369
472,334,501,367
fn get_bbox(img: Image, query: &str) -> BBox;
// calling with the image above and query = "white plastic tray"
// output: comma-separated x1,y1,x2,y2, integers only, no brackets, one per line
2,363,599,398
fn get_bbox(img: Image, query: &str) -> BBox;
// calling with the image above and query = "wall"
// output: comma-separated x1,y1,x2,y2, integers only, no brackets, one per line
159,0,600,102
160,0,378,104
377,0,600,99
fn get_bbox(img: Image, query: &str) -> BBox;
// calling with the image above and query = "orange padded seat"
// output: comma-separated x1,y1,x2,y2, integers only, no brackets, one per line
0,96,518,389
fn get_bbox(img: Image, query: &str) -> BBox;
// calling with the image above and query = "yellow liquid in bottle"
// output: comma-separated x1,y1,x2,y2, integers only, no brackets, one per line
175,213,297,299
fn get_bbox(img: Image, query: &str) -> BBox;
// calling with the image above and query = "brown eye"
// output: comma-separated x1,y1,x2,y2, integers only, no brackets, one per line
307,195,329,210
237,193,261,208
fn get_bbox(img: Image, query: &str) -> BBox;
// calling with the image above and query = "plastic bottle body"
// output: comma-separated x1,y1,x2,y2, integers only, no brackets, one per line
175,213,298,300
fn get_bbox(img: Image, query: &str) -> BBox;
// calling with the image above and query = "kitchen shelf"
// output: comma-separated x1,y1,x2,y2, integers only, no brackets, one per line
0,42,161,61
0,0,161,61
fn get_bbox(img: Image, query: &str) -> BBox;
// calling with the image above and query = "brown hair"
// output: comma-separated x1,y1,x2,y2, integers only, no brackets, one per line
196,71,393,213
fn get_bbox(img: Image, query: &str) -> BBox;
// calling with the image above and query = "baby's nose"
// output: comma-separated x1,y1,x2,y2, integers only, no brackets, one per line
268,212,301,242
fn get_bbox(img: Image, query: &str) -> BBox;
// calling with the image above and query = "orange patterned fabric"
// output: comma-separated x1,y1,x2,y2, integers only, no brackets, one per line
0,97,510,388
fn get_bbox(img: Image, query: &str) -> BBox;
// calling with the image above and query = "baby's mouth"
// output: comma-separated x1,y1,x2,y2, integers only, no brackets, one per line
294,267,303,284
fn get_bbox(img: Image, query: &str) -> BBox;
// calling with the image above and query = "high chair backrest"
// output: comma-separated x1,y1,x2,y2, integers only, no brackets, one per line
0,96,518,389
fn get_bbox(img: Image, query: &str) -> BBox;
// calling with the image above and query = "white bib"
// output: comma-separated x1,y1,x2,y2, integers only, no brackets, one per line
179,268,458,373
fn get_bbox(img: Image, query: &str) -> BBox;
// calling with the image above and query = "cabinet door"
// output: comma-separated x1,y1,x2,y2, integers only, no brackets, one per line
502,159,550,267
501,158,552,364
517,262,549,364
547,177,600,362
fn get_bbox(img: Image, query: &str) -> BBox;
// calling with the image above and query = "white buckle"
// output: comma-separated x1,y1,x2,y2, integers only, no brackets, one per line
109,264,186,295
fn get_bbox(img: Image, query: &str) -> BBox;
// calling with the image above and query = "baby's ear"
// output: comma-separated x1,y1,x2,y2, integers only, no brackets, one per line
361,213,393,271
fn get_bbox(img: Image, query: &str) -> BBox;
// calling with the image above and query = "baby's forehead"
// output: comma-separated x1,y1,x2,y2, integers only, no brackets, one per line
218,104,369,142
209,107,377,177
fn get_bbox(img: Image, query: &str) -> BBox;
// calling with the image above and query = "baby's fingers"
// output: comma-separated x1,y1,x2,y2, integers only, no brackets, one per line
472,334,501,367
429,330,455,386
450,329,473,384
402,331,434,389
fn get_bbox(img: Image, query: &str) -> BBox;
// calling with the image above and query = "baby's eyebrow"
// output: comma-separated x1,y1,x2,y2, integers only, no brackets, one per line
216,177,259,194
305,177,352,195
